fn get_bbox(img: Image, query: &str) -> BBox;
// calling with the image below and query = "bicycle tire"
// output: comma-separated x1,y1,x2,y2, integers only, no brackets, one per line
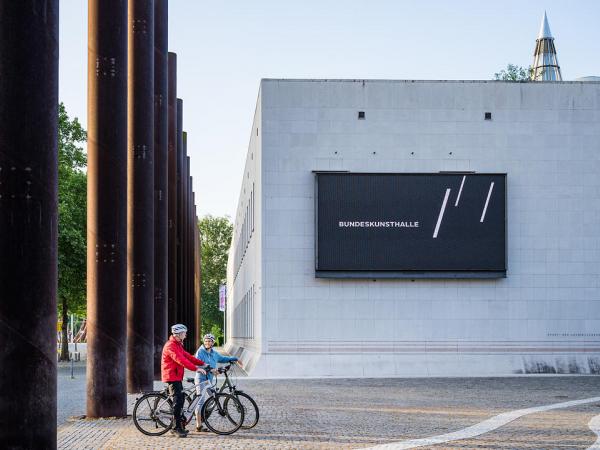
201,393,244,435
132,392,173,436
232,392,259,429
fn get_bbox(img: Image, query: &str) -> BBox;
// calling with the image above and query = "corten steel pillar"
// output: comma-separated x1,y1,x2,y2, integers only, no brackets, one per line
153,0,168,380
167,54,177,328
181,133,189,348
194,203,202,350
127,0,155,393
188,174,193,349
187,166,193,347
176,99,184,326
87,0,128,418
186,176,193,350
0,2,59,448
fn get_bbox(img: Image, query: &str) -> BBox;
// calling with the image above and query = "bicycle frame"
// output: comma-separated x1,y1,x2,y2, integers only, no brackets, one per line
218,365,243,394
180,377,219,422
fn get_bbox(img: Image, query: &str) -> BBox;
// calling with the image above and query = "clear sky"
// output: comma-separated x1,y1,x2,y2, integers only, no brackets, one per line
59,0,600,219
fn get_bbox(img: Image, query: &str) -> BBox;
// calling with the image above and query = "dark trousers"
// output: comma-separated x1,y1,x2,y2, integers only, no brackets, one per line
167,381,184,428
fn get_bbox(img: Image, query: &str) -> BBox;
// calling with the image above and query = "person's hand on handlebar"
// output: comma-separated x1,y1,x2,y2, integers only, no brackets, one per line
196,367,207,375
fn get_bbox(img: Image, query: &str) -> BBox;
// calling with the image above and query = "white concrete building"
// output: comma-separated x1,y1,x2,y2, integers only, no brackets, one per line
225,79,600,377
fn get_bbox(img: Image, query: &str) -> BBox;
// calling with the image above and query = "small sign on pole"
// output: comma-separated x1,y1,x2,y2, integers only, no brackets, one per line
219,285,227,312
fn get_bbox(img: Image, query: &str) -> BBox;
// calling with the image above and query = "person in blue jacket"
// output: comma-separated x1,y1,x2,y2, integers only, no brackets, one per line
194,333,238,432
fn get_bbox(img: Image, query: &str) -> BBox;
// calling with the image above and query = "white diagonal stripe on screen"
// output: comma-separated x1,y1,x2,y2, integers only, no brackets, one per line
454,175,466,207
480,182,494,223
433,188,451,238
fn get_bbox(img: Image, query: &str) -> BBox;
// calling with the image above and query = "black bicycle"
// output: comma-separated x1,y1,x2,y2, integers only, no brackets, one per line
186,362,259,430
132,368,244,436
217,363,259,429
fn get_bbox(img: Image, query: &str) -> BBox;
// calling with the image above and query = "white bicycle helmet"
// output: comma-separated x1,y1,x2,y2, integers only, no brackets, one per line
171,324,188,335
203,333,216,342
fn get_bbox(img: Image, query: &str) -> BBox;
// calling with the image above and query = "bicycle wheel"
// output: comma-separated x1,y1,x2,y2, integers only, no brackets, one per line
132,393,174,436
232,392,259,429
201,393,244,435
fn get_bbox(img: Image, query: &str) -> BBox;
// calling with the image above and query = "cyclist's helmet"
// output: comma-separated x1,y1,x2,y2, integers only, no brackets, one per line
203,333,216,342
171,324,188,335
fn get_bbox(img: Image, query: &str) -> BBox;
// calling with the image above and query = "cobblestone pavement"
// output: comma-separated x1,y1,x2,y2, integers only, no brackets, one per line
58,365,600,449
58,361,87,426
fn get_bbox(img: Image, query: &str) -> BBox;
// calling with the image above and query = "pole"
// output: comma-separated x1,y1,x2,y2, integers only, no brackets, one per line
127,0,155,393
0,2,59,447
176,99,183,325
87,0,128,418
167,53,177,327
153,0,169,380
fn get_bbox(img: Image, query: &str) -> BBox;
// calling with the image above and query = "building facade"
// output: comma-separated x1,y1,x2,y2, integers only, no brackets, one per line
226,79,600,377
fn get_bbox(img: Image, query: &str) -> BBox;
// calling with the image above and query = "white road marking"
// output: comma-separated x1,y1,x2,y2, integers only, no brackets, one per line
588,413,600,449
480,181,494,223
364,396,600,450
454,175,466,207
433,188,451,238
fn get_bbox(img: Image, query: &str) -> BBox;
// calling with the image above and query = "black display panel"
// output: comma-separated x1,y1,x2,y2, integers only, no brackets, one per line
315,172,506,278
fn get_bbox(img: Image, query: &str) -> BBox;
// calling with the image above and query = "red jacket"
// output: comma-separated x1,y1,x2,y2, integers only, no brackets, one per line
161,336,205,382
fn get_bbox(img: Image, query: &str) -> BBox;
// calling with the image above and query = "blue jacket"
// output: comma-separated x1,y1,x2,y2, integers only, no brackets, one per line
194,346,237,382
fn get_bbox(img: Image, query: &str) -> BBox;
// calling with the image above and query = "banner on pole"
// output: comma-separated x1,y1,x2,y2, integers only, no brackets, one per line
219,285,227,312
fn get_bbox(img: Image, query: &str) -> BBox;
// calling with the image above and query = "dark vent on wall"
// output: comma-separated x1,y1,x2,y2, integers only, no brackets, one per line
358,111,365,120
484,112,492,120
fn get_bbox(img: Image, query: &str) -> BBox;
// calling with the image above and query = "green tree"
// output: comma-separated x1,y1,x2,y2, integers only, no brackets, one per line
57,103,87,361
198,215,233,344
494,64,532,81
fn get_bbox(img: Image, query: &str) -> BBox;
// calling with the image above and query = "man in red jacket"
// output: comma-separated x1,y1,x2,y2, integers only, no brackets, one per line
161,323,206,437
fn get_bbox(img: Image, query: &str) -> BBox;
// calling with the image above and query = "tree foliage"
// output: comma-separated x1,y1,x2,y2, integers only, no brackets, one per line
494,64,532,81
198,215,233,343
57,103,87,359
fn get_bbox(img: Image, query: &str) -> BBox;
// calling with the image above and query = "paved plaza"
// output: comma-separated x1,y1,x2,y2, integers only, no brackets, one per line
58,362,600,449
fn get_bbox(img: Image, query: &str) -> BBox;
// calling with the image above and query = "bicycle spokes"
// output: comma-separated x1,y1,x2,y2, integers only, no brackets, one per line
132,393,174,436
201,393,244,435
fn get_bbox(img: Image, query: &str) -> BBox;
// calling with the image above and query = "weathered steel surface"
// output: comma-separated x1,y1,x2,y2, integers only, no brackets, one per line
153,0,168,380
181,134,189,349
167,53,177,328
176,99,184,331
127,0,155,394
0,2,59,447
187,161,194,349
87,0,128,418
194,201,202,350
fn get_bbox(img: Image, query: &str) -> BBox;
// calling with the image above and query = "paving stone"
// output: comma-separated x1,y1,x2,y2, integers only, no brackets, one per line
57,363,600,449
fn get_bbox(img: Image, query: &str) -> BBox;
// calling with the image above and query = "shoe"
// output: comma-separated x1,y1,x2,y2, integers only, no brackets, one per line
170,427,188,438
195,425,208,432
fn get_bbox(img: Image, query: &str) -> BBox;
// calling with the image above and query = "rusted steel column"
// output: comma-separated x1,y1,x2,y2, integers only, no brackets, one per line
0,2,59,447
127,0,155,394
176,99,184,326
87,0,128,418
187,173,193,349
153,0,168,380
167,53,177,327
181,133,189,348
187,165,193,348
193,202,202,350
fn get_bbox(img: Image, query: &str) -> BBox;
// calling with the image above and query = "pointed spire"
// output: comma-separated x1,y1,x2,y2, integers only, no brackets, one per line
538,11,552,39
531,12,562,81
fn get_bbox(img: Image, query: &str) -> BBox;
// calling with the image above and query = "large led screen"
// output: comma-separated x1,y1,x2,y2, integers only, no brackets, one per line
315,172,506,278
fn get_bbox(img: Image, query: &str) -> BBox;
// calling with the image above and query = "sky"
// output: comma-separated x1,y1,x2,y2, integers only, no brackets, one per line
59,0,600,219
